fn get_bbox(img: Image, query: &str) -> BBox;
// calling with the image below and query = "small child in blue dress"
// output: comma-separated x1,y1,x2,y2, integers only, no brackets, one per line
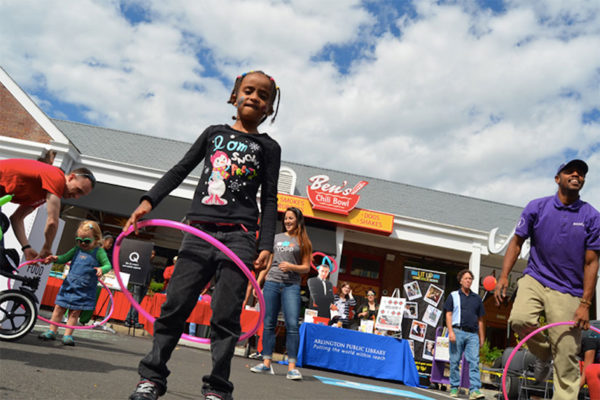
39,220,112,345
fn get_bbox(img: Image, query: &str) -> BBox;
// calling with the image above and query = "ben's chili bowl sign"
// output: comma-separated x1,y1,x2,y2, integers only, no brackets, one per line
306,175,369,215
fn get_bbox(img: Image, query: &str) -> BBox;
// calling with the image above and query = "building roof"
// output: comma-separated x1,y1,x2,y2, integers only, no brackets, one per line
52,119,523,234
53,119,203,175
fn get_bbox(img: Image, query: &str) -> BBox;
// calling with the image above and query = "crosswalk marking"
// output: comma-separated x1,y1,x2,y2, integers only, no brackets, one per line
314,375,436,399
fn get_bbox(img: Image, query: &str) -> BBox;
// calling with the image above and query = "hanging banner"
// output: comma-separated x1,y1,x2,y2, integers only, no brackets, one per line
401,266,446,375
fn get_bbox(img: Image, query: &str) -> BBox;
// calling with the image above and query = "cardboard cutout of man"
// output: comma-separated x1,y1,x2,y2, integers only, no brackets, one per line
307,264,335,319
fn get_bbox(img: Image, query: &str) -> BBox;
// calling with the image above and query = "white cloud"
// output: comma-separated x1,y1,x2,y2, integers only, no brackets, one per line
1,0,599,208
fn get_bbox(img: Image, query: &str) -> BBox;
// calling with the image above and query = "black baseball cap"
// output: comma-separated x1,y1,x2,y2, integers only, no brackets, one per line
556,159,588,176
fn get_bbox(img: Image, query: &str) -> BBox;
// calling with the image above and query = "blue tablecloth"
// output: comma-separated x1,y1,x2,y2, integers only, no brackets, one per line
297,323,419,387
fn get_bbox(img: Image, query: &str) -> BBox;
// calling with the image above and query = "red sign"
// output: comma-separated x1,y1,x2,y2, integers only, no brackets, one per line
306,175,369,215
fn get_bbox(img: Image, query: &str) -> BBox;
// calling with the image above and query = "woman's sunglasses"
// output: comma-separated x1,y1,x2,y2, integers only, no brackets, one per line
76,237,94,245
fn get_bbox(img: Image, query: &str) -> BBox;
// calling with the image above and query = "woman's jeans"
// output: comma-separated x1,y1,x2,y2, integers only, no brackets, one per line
261,280,301,363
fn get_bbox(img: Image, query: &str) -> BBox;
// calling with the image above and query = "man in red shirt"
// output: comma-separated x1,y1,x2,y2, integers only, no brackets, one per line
0,158,96,260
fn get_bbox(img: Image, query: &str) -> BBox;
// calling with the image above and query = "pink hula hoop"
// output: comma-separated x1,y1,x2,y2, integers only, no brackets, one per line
112,219,265,344
8,259,115,330
310,251,338,274
502,321,600,400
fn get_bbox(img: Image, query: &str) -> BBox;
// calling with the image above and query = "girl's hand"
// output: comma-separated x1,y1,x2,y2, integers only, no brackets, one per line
279,261,292,272
124,200,153,235
44,255,58,264
94,267,103,277
253,250,271,270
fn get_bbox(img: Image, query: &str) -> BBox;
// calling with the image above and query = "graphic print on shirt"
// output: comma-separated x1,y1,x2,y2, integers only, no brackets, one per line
202,150,231,205
201,133,260,206
275,240,296,254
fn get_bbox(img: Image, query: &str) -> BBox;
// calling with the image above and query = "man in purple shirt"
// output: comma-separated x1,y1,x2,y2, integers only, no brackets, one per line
495,159,600,399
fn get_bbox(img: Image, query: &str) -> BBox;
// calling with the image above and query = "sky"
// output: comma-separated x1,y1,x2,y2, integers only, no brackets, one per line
1,0,599,208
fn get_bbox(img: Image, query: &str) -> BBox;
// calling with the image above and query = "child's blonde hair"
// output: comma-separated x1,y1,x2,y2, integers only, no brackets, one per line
78,220,102,243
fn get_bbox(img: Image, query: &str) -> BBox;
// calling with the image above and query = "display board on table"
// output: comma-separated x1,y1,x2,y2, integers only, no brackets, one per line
401,266,446,376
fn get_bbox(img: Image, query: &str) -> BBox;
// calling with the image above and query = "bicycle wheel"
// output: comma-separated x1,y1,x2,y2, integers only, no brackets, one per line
0,290,38,341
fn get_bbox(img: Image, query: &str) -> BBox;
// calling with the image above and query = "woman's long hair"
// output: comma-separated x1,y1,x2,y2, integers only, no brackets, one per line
282,207,312,260
338,281,351,299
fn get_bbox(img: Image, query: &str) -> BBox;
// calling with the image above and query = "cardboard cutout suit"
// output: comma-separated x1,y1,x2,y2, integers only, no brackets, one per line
308,276,335,319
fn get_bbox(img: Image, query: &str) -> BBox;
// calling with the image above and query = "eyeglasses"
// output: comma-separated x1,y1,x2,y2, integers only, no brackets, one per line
76,237,94,245
76,173,96,187
367,292,375,296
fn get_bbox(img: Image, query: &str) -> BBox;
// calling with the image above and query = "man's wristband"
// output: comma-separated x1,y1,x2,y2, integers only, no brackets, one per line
21,244,32,251
580,299,592,306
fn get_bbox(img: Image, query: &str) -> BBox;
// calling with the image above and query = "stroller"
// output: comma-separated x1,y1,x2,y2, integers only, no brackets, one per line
0,201,41,341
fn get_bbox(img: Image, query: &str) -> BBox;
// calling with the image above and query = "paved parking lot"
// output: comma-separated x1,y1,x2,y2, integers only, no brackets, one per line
0,322,501,400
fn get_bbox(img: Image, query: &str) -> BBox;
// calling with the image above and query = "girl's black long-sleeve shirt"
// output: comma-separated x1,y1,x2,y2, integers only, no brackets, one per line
143,124,281,252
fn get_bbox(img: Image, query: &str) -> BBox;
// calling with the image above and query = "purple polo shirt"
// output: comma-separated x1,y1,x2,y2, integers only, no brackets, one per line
515,194,600,297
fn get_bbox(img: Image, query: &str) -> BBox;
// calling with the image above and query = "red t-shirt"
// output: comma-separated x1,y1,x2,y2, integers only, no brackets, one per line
163,265,175,290
0,159,66,207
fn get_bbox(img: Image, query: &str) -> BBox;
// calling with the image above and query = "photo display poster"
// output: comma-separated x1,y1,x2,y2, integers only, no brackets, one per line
402,266,446,375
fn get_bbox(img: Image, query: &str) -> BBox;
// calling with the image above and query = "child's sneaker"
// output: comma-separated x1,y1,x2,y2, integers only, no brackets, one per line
38,330,56,340
449,388,459,397
286,369,302,380
62,335,75,346
201,387,233,400
129,380,159,400
250,362,274,374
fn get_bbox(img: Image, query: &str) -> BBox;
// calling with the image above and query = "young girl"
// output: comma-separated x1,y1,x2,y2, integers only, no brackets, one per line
250,207,312,380
333,281,356,329
127,70,281,400
39,220,112,345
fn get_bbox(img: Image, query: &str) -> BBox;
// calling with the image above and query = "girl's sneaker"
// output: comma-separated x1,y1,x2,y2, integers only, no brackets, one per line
38,330,56,340
201,387,233,400
250,363,274,374
130,380,159,400
286,369,302,380
62,335,75,346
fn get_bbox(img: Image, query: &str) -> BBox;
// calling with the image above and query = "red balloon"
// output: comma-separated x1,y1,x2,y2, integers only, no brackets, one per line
483,275,497,291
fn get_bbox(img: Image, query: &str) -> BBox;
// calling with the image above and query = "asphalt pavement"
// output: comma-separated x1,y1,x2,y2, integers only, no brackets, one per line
1,322,497,400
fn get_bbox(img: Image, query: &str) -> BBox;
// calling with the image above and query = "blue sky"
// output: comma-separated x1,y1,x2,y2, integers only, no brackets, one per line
1,0,599,207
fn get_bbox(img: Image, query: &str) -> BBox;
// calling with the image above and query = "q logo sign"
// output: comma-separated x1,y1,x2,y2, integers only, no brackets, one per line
129,252,140,263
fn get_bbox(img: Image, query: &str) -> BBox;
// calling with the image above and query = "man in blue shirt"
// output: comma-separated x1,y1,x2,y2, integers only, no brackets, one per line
444,269,485,399
495,159,600,399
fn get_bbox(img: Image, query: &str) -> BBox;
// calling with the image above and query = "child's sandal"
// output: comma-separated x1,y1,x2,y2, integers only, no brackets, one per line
62,335,75,346
39,330,56,341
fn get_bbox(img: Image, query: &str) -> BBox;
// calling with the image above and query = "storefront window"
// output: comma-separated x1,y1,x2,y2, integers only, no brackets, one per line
339,252,382,282
350,257,380,279
340,254,348,275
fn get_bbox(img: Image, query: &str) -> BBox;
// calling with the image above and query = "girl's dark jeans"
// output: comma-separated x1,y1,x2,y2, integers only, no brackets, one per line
137,225,256,396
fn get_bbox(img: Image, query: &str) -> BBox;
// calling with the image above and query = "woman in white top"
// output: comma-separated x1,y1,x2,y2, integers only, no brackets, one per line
333,281,356,329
